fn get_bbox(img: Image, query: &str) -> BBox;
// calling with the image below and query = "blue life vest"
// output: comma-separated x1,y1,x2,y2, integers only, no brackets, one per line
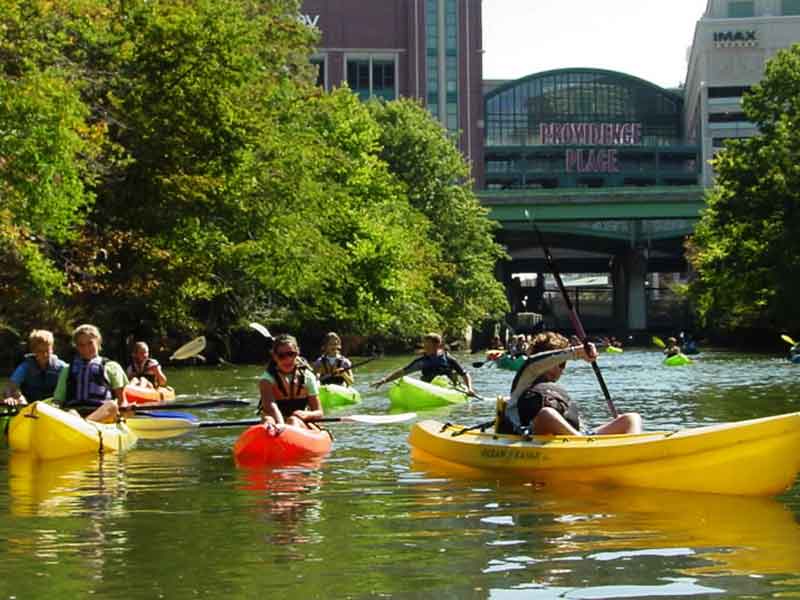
18,354,64,402
411,353,462,384
64,357,112,407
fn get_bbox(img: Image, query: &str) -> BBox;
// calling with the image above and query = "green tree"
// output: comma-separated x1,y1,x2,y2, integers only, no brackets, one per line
688,44,800,332
368,99,508,335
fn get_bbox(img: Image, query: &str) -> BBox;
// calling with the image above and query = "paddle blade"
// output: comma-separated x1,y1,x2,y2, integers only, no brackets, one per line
331,412,417,425
249,322,272,339
781,334,797,346
170,336,207,361
125,416,198,439
651,335,665,349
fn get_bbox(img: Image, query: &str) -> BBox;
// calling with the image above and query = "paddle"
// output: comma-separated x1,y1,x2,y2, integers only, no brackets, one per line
527,212,618,418
127,399,251,411
170,336,207,361
124,411,418,438
652,335,666,349
781,334,797,346
249,322,273,339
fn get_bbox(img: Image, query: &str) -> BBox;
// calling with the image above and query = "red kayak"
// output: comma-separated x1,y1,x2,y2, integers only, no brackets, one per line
233,423,332,467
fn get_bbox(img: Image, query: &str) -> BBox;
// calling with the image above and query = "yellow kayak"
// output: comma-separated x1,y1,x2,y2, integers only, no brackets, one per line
8,401,137,460
408,412,800,496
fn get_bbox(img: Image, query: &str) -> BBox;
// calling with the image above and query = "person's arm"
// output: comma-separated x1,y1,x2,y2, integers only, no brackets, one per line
292,373,323,422
510,346,586,403
372,358,419,388
259,378,284,425
338,358,354,386
4,363,28,404
150,362,167,387
105,362,129,405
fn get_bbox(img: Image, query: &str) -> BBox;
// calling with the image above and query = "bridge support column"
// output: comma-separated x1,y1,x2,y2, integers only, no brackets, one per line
611,249,647,332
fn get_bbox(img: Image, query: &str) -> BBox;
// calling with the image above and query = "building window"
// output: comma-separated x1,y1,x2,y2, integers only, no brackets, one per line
372,60,396,101
311,56,326,89
346,56,397,101
708,86,750,99
708,112,749,123
783,0,800,14
728,0,754,17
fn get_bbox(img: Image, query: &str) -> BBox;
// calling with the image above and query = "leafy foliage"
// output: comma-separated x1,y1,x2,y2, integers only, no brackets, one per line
688,44,800,331
1,0,506,355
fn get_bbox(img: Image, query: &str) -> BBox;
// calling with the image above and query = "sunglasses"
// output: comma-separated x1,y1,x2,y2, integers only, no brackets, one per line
276,350,298,359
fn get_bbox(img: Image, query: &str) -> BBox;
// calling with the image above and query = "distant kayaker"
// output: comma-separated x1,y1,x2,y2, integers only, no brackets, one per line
313,332,353,386
259,334,323,429
663,337,681,357
53,324,130,423
3,329,67,406
499,331,641,436
126,341,167,388
371,333,475,395
488,335,504,350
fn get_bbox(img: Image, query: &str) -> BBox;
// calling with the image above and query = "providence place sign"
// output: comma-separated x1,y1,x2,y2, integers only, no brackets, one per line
540,122,643,173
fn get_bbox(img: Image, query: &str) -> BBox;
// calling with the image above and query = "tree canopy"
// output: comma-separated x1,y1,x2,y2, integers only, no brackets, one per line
0,0,506,355
688,43,800,333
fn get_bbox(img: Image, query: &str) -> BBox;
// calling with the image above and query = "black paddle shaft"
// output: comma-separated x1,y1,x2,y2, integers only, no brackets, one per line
533,225,618,418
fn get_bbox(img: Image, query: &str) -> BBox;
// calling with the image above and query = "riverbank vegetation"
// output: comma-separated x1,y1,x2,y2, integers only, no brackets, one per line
0,0,507,360
688,43,800,335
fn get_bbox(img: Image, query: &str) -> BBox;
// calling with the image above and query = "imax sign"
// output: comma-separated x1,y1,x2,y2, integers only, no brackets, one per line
713,30,757,44
298,14,320,28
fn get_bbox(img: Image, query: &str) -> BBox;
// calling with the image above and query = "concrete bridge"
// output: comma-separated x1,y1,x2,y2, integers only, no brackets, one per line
478,185,707,332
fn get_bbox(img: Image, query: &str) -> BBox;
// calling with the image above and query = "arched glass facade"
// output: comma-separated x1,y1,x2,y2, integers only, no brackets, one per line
484,68,698,189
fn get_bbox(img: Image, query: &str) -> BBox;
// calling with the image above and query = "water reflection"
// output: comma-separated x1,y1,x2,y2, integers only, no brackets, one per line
410,457,800,582
237,461,325,547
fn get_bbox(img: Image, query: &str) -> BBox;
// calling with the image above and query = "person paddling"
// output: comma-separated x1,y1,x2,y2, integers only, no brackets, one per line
372,333,475,395
3,329,67,406
126,341,167,388
663,336,681,358
259,334,323,430
53,324,130,423
498,331,641,436
313,332,354,386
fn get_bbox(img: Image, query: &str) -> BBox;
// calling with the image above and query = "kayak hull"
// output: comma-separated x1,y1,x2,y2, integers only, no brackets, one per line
233,423,332,467
124,384,176,405
497,355,525,371
605,346,623,354
408,413,800,496
664,353,692,366
319,384,361,410
388,376,467,410
8,402,137,461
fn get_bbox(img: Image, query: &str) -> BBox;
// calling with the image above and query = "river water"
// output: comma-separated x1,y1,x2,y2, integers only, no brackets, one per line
1,348,799,599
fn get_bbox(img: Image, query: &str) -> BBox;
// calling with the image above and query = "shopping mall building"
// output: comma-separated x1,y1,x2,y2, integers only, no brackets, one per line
301,0,800,331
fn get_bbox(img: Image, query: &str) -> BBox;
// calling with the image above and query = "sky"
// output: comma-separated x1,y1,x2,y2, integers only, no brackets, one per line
482,0,708,89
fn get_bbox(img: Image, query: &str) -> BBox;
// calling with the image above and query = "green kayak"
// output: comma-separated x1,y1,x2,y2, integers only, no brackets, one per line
319,383,361,410
497,354,525,371
664,353,692,366
388,376,467,410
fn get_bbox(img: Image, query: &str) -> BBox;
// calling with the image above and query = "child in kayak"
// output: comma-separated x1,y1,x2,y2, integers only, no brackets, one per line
313,332,354,386
663,337,681,357
371,333,475,395
126,341,168,388
53,324,130,423
259,334,323,429
499,331,641,436
3,329,67,406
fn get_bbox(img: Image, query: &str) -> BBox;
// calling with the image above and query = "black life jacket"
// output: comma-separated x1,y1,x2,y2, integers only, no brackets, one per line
18,354,63,402
418,352,459,384
317,356,346,385
127,358,160,385
500,381,581,434
260,360,315,418
64,357,112,407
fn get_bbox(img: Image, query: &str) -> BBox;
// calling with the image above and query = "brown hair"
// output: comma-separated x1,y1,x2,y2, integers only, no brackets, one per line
72,324,102,349
28,329,54,350
423,333,442,345
527,331,570,355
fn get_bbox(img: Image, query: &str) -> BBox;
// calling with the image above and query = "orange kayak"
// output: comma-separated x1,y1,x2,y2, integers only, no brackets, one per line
233,423,332,467
124,384,176,405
